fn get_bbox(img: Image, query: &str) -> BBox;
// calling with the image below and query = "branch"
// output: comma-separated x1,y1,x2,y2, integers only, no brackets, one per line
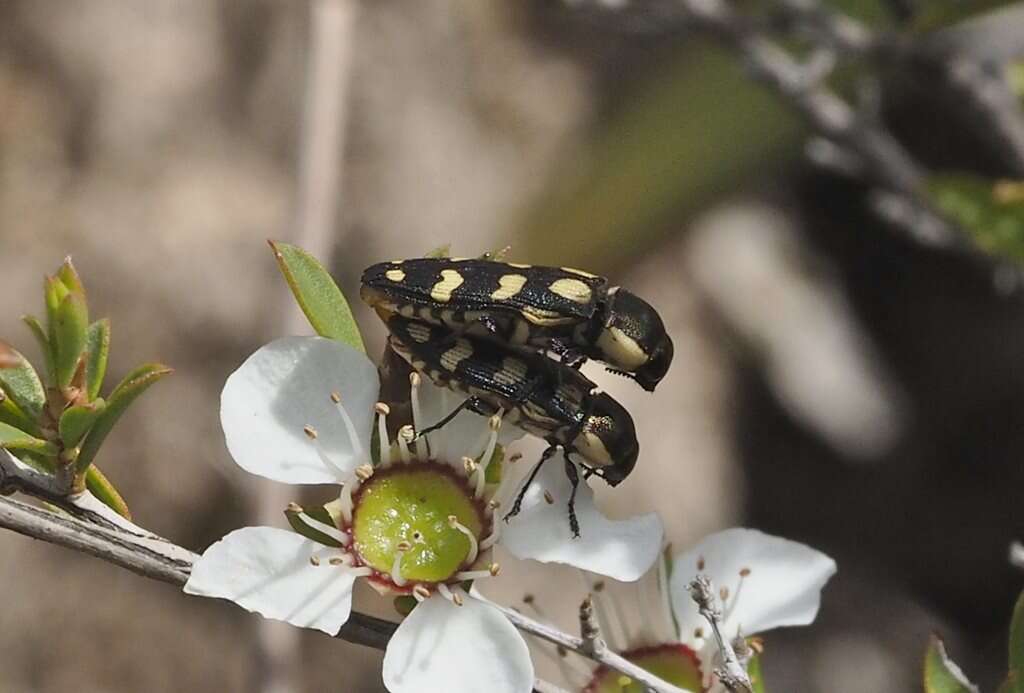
688,575,754,693
8,475,720,693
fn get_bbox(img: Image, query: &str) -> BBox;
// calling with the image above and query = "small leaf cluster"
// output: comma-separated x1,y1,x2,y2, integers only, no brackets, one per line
927,175,1024,264
0,258,171,517
924,589,1024,693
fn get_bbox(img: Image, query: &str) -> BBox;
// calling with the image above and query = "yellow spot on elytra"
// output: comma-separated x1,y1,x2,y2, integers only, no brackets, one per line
430,269,464,303
385,269,406,282
549,277,592,304
490,274,528,301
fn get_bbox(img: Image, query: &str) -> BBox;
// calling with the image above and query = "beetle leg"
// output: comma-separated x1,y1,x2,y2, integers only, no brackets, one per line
563,453,581,538
504,444,558,524
415,395,497,438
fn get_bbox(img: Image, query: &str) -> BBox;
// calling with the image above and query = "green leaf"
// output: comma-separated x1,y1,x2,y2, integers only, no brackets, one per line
44,275,69,332
748,653,766,693
0,421,58,456
59,399,106,448
21,314,55,385
85,319,110,401
269,240,365,352
75,363,172,473
85,464,131,519
56,257,85,296
0,342,46,421
927,174,1024,264
924,635,979,693
285,502,345,548
0,393,40,437
53,292,89,389
1009,589,1024,693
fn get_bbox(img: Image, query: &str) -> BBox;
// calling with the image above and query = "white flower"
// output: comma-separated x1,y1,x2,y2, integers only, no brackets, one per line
184,336,664,693
667,528,837,653
569,528,836,692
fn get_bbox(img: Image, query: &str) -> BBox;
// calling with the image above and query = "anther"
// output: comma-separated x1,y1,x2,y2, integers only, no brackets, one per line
287,502,303,513
593,581,605,592
697,556,706,570
303,425,318,439
397,425,414,463
694,627,704,639
355,464,374,482
617,676,633,689
329,557,346,566
453,592,464,606
462,456,477,476
523,594,535,604
543,490,555,504
330,391,342,404
447,515,479,565
413,585,431,602
489,562,500,576
488,414,502,431
720,586,730,601
739,567,751,577
309,555,321,567
509,452,523,463
375,402,391,416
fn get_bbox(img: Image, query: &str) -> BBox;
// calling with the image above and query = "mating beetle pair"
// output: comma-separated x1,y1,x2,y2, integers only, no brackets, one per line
360,257,672,536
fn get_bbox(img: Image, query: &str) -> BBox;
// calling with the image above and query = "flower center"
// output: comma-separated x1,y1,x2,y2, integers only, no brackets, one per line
583,644,703,693
349,462,489,590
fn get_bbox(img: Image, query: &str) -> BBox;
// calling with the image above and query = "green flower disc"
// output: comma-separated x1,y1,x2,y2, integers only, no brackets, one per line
585,644,703,693
351,465,485,584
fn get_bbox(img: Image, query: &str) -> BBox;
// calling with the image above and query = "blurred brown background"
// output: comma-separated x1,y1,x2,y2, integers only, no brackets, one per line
1,1,1021,692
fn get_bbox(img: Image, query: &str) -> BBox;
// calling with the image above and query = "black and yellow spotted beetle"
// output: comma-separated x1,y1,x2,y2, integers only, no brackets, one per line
381,310,639,537
361,258,673,392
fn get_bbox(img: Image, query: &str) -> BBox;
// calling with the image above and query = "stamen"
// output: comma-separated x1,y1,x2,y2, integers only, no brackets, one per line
375,402,392,466
413,585,431,602
722,568,751,624
345,566,374,578
297,511,350,546
448,514,479,565
338,482,354,525
331,391,364,458
397,425,414,464
408,372,430,460
309,555,321,566
355,464,374,482
437,583,463,606
472,413,502,498
391,541,411,587
462,456,478,477
543,490,555,504
454,562,500,581
581,573,627,652
485,498,500,517
480,522,502,550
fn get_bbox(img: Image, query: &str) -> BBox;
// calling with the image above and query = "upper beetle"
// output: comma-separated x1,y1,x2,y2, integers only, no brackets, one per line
361,257,674,391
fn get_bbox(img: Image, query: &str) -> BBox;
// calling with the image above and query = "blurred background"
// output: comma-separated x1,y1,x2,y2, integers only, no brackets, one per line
0,1,1021,691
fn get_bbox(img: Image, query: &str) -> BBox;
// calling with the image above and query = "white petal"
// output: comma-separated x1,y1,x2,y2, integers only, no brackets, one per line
383,592,534,693
221,336,379,484
184,526,355,635
416,381,525,454
500,459,663,582
668,528,837,640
